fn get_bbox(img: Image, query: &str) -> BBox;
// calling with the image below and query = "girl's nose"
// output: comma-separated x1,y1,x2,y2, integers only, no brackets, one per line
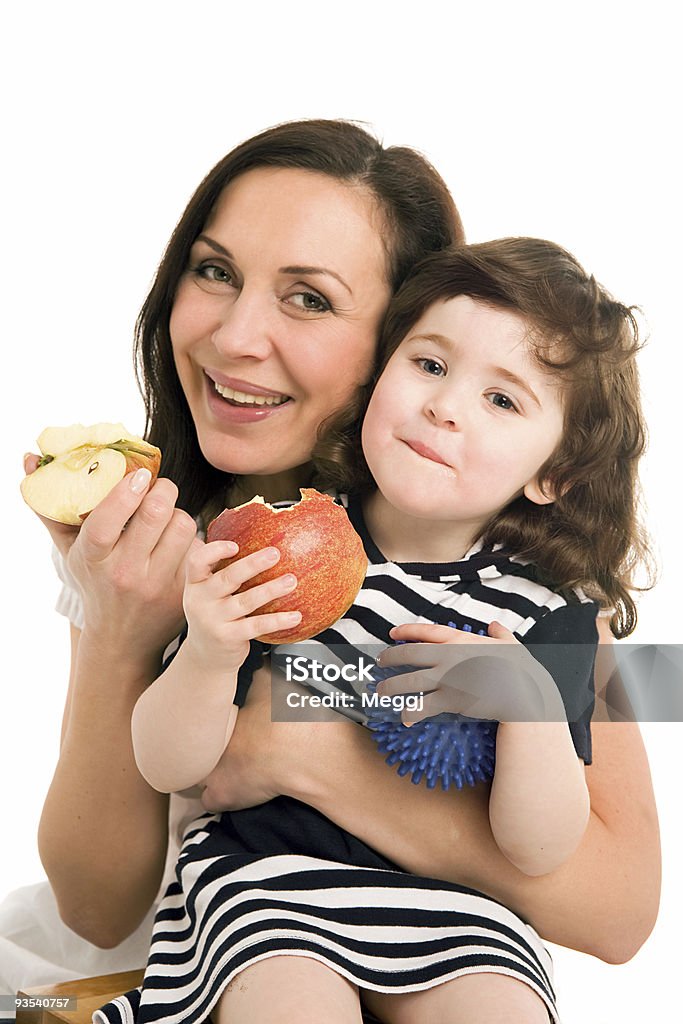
425,389,461,430
211,288,273,360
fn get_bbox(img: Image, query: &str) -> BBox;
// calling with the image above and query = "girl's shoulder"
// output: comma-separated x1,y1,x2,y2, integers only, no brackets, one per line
501,548,596,607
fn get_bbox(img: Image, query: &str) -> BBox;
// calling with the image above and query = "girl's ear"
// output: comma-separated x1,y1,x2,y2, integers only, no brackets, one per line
523,477,556,506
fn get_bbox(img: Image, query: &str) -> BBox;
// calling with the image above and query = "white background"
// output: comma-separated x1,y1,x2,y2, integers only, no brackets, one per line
1,2,679,1020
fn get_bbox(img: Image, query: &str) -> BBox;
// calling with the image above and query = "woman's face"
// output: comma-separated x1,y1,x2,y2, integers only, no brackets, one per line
170,167,392,480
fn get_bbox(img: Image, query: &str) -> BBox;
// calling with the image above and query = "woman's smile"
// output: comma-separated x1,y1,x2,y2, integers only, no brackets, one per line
204,371,294,423
170,166,391,479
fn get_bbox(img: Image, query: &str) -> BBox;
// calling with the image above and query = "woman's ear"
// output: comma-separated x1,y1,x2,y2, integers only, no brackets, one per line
523,477,556,506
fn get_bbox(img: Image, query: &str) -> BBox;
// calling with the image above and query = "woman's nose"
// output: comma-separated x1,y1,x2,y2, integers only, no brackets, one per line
211,288,273,360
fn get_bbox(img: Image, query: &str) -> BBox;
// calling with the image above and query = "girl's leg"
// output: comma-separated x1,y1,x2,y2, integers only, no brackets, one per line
363,972,551,1024
213,954,364,1024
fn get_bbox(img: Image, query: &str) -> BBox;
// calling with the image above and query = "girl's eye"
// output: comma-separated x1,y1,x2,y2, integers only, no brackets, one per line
417,358,446,377
487,392,518,412
286,290,332,314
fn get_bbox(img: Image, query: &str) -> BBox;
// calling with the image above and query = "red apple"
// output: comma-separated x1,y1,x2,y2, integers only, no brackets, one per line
21,422,162,525
207,488,367,643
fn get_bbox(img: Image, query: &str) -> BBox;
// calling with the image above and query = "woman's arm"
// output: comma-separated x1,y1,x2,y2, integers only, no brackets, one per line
202,626,660,964
287,717,658,962
39,625,172,947
36,471,199,948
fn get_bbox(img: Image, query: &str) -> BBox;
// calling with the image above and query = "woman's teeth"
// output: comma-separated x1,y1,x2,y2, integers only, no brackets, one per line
214,382,289,406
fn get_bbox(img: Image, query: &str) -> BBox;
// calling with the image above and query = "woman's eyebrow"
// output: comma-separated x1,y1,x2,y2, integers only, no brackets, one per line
194,237,352,296
279,265,352,295
196,234,233,258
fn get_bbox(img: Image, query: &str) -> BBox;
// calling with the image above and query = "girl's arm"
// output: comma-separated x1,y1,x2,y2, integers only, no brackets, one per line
376,619,592,875
485,621,591,875
131,646,240,794
488,721,590,874
132,538,302,793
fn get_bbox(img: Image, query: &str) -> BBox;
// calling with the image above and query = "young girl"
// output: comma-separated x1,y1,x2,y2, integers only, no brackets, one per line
108,238,650,1024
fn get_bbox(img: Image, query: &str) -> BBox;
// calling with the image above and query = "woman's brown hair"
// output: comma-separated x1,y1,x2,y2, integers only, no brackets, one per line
314,238,654,637
135,119,464,517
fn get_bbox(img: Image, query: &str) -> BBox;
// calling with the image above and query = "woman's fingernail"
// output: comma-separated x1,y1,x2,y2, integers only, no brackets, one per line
130,468,152,493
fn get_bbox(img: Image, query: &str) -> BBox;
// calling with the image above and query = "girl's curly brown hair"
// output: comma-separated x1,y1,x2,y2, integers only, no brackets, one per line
313,238,655,638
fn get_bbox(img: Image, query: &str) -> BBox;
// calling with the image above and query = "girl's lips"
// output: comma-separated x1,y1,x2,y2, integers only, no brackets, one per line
403,439,453,468
204,373,293,424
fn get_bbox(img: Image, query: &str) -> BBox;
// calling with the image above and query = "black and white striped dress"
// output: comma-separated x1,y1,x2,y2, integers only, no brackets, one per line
95,495,597,1024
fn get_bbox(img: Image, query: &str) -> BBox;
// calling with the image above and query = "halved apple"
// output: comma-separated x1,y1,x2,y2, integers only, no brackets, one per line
21,423,162,525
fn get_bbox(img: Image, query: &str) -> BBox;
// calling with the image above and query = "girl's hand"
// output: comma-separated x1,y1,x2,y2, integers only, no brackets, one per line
24,452,199,663
377,622,566,725
183,542,302,673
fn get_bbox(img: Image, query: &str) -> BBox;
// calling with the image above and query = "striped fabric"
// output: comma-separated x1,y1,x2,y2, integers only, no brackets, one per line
94,494,597,1024
95,813,558,1023
276,493,598,757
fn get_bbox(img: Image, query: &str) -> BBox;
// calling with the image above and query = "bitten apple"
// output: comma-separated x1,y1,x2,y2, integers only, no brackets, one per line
207,488,368,643
21,423,162,525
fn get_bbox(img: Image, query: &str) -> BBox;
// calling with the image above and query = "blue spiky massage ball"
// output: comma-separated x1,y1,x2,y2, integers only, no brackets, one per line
366,624,498,790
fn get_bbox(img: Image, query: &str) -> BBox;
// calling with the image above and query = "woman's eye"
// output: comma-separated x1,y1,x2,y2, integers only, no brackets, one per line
487,392,517,412
191,262,235,291
286,290,332,313
417,358,446,377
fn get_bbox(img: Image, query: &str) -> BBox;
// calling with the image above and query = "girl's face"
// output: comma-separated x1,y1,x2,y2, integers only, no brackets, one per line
170,167,392,481
361,296,565,547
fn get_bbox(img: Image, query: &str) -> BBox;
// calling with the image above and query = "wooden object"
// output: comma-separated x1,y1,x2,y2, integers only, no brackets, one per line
16,970,143,1024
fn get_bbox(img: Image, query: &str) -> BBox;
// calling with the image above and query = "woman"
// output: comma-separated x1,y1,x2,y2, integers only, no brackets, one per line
22,120,658,994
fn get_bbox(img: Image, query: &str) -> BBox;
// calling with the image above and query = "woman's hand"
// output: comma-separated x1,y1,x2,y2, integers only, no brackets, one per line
24,451,200,663
377,622,566,725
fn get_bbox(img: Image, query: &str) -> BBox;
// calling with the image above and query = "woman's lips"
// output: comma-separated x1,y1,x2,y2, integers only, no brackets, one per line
206,370,291,398
204,373,293,424
403,439,453,468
